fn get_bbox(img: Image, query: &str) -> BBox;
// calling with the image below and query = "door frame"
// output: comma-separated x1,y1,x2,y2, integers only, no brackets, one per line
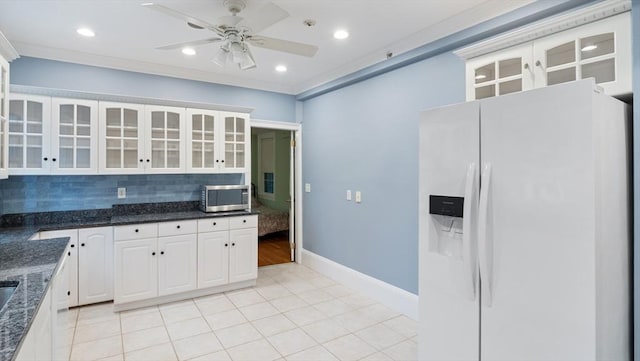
250,119,302,264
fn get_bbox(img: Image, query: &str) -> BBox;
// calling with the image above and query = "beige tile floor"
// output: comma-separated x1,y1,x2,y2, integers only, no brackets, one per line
65,262,418,361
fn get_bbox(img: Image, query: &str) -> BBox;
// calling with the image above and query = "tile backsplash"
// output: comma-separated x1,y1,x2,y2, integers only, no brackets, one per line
0,174,243,214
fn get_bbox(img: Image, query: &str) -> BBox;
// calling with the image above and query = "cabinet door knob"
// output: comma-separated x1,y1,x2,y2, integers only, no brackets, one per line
524,63,529,70
224,243,228,247
535,60,542,67
213,222,217,226
68,251,71,256
67,291,70,296
177,225,181,229
232,243,235,246
70,244,75,248
161,251,165,255
135,229,139,232
152,252,156,256
52,158,57,162
146,159,150,162
43,157,48,161
81,243,85,247
221,160,224,163
139,159,143,163
216,160,219,163
243,220,246,223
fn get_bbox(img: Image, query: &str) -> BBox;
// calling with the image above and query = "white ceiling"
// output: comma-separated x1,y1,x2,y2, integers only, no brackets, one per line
0,0,534,95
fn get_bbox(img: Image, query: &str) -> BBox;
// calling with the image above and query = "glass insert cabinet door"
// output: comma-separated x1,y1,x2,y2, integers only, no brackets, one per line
145,105,185,173
532,12,630,95
99,102,144,173
51,98,98,174
466,44,533,101
222,113,247,170
186,109,217,172
8,94,51,174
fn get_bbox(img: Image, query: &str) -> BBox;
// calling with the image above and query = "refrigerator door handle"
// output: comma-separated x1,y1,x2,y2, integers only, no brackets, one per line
478,163,493,306
462,163,479,301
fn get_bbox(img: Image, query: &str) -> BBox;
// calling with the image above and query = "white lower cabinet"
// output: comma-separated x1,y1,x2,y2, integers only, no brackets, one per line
78,227,114,305
114,220,198,304
115,215,257,307
198,215,257,287
39,227,113,307
15,252,69,361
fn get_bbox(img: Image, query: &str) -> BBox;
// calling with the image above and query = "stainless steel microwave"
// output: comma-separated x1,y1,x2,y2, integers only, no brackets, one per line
200,185,250,213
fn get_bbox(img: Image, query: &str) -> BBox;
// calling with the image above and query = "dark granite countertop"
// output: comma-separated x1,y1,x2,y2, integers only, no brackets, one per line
0,201,259,361
0,237,69,361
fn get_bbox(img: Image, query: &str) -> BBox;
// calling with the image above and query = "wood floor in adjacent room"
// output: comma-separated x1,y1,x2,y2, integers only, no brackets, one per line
258,231,292,267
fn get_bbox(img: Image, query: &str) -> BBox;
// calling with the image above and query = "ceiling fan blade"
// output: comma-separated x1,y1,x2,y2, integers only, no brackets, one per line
142,3,217,31
156,38,222,50
247,36,318,57
237,2,289,34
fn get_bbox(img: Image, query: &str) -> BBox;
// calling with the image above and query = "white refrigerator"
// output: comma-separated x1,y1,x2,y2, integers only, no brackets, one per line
418,79,630,361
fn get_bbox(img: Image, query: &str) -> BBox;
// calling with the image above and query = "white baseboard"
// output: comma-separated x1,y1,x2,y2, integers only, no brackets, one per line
301,249,418,320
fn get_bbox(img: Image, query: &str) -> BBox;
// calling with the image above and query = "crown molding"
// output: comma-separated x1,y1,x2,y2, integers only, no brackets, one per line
0,31,19,61
453,0,631,60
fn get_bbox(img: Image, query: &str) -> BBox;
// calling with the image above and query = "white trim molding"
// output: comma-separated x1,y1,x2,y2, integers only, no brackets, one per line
454,0,632,60
0,31,19,61
302,249,419,320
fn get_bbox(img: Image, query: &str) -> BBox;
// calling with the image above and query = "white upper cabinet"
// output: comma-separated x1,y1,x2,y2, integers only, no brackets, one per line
0,56,8,179
99,102,145,173
8,94,51,174
221,112,248,172
459,3,631,101
144,105,186,173
186,109,249,173
51,98,98,174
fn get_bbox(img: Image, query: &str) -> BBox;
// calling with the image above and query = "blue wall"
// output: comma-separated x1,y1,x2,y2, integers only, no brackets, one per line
0,174,242,214
301,52,464,293
10,57,297,122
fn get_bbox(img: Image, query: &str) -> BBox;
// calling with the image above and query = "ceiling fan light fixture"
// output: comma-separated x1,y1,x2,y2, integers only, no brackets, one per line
213,48,230,67
237,44,256,70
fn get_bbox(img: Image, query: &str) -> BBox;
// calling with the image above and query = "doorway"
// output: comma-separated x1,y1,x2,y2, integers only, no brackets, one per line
251,124,298,267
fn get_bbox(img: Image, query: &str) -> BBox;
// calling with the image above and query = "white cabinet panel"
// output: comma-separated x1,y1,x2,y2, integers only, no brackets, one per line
157,235,197,296
114,238,158,304
40,229,79,308
8,94,51,174
220,112,248,171
144,105,186,173
78,227,113,305
15,287,52,361
197,231,229,288
51,98,98,174
0,55,8,179
99,102,145,173
228,227,257,283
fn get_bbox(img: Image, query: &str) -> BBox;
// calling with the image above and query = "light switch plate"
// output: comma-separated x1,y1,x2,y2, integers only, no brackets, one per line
117,187,126,199
305,183,311,193
355,191,362,203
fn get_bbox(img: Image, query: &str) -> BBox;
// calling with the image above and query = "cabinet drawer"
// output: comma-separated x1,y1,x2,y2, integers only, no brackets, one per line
229,215,258,230
158,220,197,236
197,218,230,233
114,224,157,241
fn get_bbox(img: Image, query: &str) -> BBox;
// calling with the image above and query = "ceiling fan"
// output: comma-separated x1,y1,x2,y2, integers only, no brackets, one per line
142,0,319,70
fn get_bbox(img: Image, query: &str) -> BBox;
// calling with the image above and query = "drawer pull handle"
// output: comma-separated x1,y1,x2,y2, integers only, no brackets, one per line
213,222,217,226
243,220,246,223
177,225,181,229
135,229,139,233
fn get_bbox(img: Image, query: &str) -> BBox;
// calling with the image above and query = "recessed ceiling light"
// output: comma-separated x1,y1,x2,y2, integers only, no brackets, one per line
182,47,196,56
333,30,349,40
275,65,287,72
76,28,95,37
581,44,598,52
